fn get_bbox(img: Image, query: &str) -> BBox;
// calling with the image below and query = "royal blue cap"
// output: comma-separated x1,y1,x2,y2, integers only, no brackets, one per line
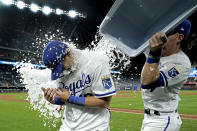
42,41,67,80
174,19,191,38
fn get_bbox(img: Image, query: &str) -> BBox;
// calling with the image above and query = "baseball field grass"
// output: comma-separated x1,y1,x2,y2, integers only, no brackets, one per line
0,90,197,131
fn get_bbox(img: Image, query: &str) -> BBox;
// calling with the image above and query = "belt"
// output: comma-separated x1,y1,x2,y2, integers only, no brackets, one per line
144,109,177,116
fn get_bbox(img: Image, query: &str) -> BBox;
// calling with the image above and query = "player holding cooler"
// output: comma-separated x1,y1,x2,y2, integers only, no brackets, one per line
41,41,116,131
140,20,192,131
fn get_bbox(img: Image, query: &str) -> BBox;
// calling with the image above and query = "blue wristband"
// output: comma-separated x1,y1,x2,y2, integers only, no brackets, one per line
68,96,85,106
54,97,65,105
146,50,162,64
146,57,160,63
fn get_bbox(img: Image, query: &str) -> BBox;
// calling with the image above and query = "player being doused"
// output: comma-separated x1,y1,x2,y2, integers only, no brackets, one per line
41,41,116,131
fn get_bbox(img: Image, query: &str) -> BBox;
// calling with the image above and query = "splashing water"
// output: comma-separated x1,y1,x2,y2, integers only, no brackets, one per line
17,29,131,128
16,30,80,127
16,63,63,127
90,35,131,70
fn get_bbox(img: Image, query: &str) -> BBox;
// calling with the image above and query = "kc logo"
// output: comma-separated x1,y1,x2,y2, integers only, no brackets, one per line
168,66,180,78
102,75,112,89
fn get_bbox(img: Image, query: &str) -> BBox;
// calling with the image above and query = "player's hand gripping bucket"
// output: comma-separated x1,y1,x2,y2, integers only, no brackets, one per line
99,0,197,57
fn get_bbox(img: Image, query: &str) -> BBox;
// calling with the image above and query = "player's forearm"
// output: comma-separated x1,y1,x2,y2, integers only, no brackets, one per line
141,32,167,86
66,95,111,108
141,47,162,85
141,63,160,85
85,96,111,108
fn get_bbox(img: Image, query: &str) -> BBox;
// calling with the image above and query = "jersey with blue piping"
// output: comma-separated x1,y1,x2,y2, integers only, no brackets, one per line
141,51,191,112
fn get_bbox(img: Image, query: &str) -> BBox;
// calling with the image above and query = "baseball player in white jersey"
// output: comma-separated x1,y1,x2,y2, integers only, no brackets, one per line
140,20,192,131
41,41,116,131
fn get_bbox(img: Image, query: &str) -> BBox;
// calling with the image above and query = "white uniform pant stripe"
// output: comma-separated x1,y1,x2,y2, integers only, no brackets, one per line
164,116,170,131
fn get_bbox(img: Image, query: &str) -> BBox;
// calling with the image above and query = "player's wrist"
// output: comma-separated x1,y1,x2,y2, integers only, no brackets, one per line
146,50,162,64
59,91,71,102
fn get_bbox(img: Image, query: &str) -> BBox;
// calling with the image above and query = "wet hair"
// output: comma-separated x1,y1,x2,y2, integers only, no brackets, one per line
180,37,188,52
180,34,197,53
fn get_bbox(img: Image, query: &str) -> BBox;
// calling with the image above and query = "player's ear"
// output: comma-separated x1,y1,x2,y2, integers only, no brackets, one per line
176,34,184,46
178,34,184,42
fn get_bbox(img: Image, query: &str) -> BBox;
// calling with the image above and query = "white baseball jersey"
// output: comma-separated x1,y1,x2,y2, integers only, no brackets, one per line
58,50,116,131
141,51,191,131
142,51,191,112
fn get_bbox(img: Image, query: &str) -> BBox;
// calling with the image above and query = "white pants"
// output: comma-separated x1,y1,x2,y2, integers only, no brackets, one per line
141,112,182,131
59,124,110,131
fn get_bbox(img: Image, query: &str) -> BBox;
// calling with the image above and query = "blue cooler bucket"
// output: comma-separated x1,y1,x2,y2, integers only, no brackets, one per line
99,0,197,57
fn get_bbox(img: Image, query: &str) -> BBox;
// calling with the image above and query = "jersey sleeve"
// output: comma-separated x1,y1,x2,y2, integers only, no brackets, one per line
91,61,116,98
159,61,190,87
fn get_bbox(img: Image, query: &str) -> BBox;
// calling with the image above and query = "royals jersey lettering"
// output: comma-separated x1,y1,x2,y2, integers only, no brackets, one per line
59,72,91,96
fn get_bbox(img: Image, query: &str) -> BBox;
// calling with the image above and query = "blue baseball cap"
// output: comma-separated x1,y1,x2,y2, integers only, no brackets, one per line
42,41,67,80
174,19,191,38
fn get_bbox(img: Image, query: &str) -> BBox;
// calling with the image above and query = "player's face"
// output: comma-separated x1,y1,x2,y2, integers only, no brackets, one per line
162,32,183,57
62,51,73,70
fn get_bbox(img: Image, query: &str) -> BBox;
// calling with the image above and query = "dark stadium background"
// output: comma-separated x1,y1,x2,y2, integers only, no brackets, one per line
0,0,196,89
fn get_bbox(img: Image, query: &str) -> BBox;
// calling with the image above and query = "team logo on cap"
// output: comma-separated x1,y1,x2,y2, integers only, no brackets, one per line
102,75,112,89
168,66,181,78
180,27,184,31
